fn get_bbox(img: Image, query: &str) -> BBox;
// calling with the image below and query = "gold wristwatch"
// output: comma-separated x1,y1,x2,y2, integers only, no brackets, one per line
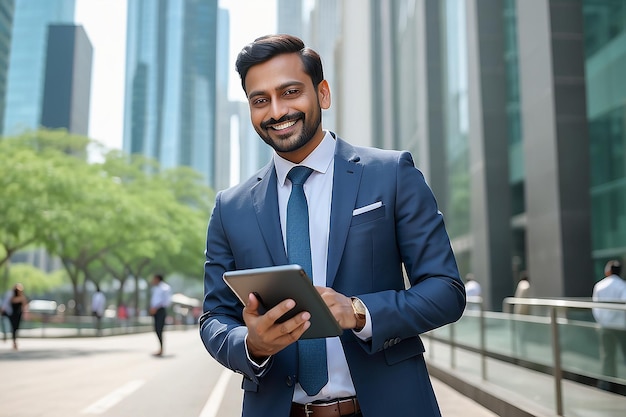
351,297,366,332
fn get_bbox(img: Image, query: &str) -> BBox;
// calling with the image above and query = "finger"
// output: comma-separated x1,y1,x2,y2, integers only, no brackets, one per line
276,317,311,344
264,298,296,324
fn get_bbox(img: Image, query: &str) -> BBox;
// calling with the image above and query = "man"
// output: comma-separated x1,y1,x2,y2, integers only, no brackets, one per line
200,34,465,417
1,287,12,342
464,273,482,311
592,260,626,390
91,284,106,336
149,274,171,357
464,273,482,297
513,271,531,315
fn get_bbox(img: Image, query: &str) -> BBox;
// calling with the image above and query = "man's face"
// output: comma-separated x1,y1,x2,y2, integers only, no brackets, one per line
244,53,330,163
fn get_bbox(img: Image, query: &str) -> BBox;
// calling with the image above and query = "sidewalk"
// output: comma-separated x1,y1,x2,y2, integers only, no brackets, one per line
3,331,502,417
431,377,497,417
7,327,622,416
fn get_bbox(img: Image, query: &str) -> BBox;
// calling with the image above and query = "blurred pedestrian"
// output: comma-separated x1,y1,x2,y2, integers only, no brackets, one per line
149,274,172,356
513,271,531,315
464,273,481,297
91,284,106,336
1,287,12,341
464,273,482,311
592,260,626,391
0,284,28,350
117,302,128,329
513,271,532,357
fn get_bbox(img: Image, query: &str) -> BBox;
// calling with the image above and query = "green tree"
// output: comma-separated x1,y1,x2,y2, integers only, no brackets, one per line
3,263,64,295
97,152,213,314
0,131,87,292
1,130,215,313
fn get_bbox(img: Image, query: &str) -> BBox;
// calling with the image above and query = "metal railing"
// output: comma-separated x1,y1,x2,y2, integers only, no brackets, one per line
424,296,626,416
0,313,197,339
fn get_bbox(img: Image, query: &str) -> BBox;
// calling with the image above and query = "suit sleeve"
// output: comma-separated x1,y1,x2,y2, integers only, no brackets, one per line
358,151,466,353
199,191,267,383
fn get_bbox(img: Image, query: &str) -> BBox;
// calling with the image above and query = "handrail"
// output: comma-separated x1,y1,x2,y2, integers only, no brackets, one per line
502,297,626,313
430,296,626,416
466,296,487,379
501,297,626,415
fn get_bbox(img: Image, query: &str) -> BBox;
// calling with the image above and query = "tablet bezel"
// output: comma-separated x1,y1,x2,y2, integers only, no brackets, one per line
223,264,343,339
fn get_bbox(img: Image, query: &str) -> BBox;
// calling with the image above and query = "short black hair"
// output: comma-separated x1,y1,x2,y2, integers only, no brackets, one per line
605,260,622,276
235,34,324,94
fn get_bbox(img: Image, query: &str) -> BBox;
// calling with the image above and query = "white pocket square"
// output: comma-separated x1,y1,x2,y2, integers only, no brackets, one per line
352,201,383,216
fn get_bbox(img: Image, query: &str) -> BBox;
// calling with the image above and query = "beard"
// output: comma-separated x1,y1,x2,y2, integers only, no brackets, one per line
256,107,322,154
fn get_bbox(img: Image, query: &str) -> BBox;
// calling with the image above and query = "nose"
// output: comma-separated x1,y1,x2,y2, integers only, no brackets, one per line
268,97,289,122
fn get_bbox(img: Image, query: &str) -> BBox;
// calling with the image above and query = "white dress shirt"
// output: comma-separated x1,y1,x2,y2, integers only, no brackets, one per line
150,281,172,310
273,131,371,403
91,291,106,316
464,280,481,297
592,274,626,329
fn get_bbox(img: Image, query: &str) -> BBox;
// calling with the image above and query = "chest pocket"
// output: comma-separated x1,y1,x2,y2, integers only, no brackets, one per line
350,204,385,227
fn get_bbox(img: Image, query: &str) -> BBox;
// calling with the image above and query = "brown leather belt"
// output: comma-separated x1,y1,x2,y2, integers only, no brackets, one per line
291,397,360,417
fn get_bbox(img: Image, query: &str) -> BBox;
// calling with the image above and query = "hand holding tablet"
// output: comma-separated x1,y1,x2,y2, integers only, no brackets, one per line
223,264,343,339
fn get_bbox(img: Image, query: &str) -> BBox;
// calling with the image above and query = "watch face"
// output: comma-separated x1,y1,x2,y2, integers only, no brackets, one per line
352,298,365,315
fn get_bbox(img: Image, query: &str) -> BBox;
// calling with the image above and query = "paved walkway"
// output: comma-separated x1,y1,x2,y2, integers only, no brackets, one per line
2,329,499,417
6,325,624,416
431,377,498,417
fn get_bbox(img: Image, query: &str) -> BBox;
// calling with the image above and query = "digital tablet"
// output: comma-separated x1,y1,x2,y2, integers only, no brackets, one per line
223,264,343,339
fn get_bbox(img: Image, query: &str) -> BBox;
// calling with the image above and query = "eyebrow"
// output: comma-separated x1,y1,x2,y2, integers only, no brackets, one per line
247,80,307,101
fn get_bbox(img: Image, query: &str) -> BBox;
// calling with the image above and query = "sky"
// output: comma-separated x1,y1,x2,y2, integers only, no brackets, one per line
74,0,276,152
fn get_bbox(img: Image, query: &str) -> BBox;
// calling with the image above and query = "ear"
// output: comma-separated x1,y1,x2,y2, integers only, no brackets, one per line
317,80,331,110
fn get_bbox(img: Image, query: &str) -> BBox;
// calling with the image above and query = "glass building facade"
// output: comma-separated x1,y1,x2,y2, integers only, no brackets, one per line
0,0,15,135
357,0,626,308
583,0,626,276
123,0,218,186
2,0,75,136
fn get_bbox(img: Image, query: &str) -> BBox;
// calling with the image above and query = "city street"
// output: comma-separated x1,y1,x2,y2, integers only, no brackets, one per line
0,329,244,417
0,329,496,417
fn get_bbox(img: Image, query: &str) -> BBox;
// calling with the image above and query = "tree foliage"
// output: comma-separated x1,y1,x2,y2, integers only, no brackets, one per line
0,130,214,314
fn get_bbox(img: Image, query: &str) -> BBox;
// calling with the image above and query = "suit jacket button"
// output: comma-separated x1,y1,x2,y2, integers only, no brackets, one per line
383,341,389,349
395,338,401,344
286,375,295,387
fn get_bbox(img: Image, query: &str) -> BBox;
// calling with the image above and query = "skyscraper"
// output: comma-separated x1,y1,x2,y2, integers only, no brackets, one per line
40,24,93,136
2,0,75,136
0,0,15,135
123,0,219,186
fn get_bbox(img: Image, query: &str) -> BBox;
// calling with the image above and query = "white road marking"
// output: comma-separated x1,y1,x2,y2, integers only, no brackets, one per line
199,369,234,417
81,379,145,414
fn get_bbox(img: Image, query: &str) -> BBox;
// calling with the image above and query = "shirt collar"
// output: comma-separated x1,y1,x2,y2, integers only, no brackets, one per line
274,130,336,186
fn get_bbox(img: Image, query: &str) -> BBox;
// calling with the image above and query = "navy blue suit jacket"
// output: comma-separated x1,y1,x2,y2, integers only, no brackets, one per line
200,136,465,417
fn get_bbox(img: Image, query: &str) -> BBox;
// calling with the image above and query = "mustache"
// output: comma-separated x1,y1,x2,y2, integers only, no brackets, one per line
260,112,304,130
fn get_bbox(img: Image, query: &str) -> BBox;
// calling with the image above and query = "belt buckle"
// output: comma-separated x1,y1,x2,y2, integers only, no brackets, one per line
303,403,314,417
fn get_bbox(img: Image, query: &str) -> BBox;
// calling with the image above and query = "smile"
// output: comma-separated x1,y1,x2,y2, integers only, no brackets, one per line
270,120,297,131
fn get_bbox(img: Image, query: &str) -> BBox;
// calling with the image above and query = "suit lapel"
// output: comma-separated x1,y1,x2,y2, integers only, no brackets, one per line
327,138,362,287
251,163,289,266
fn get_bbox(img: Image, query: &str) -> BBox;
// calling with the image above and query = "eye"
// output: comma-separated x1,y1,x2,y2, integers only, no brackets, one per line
284,88,300,97
251,97,268,106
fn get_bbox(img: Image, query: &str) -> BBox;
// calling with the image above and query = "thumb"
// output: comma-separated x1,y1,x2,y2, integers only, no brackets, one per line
245,292,260,314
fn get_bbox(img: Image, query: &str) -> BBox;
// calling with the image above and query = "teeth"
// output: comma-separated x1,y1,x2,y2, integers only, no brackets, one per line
272,120,296,130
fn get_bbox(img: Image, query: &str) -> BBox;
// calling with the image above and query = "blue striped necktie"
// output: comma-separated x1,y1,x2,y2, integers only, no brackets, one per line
286,166,328,396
